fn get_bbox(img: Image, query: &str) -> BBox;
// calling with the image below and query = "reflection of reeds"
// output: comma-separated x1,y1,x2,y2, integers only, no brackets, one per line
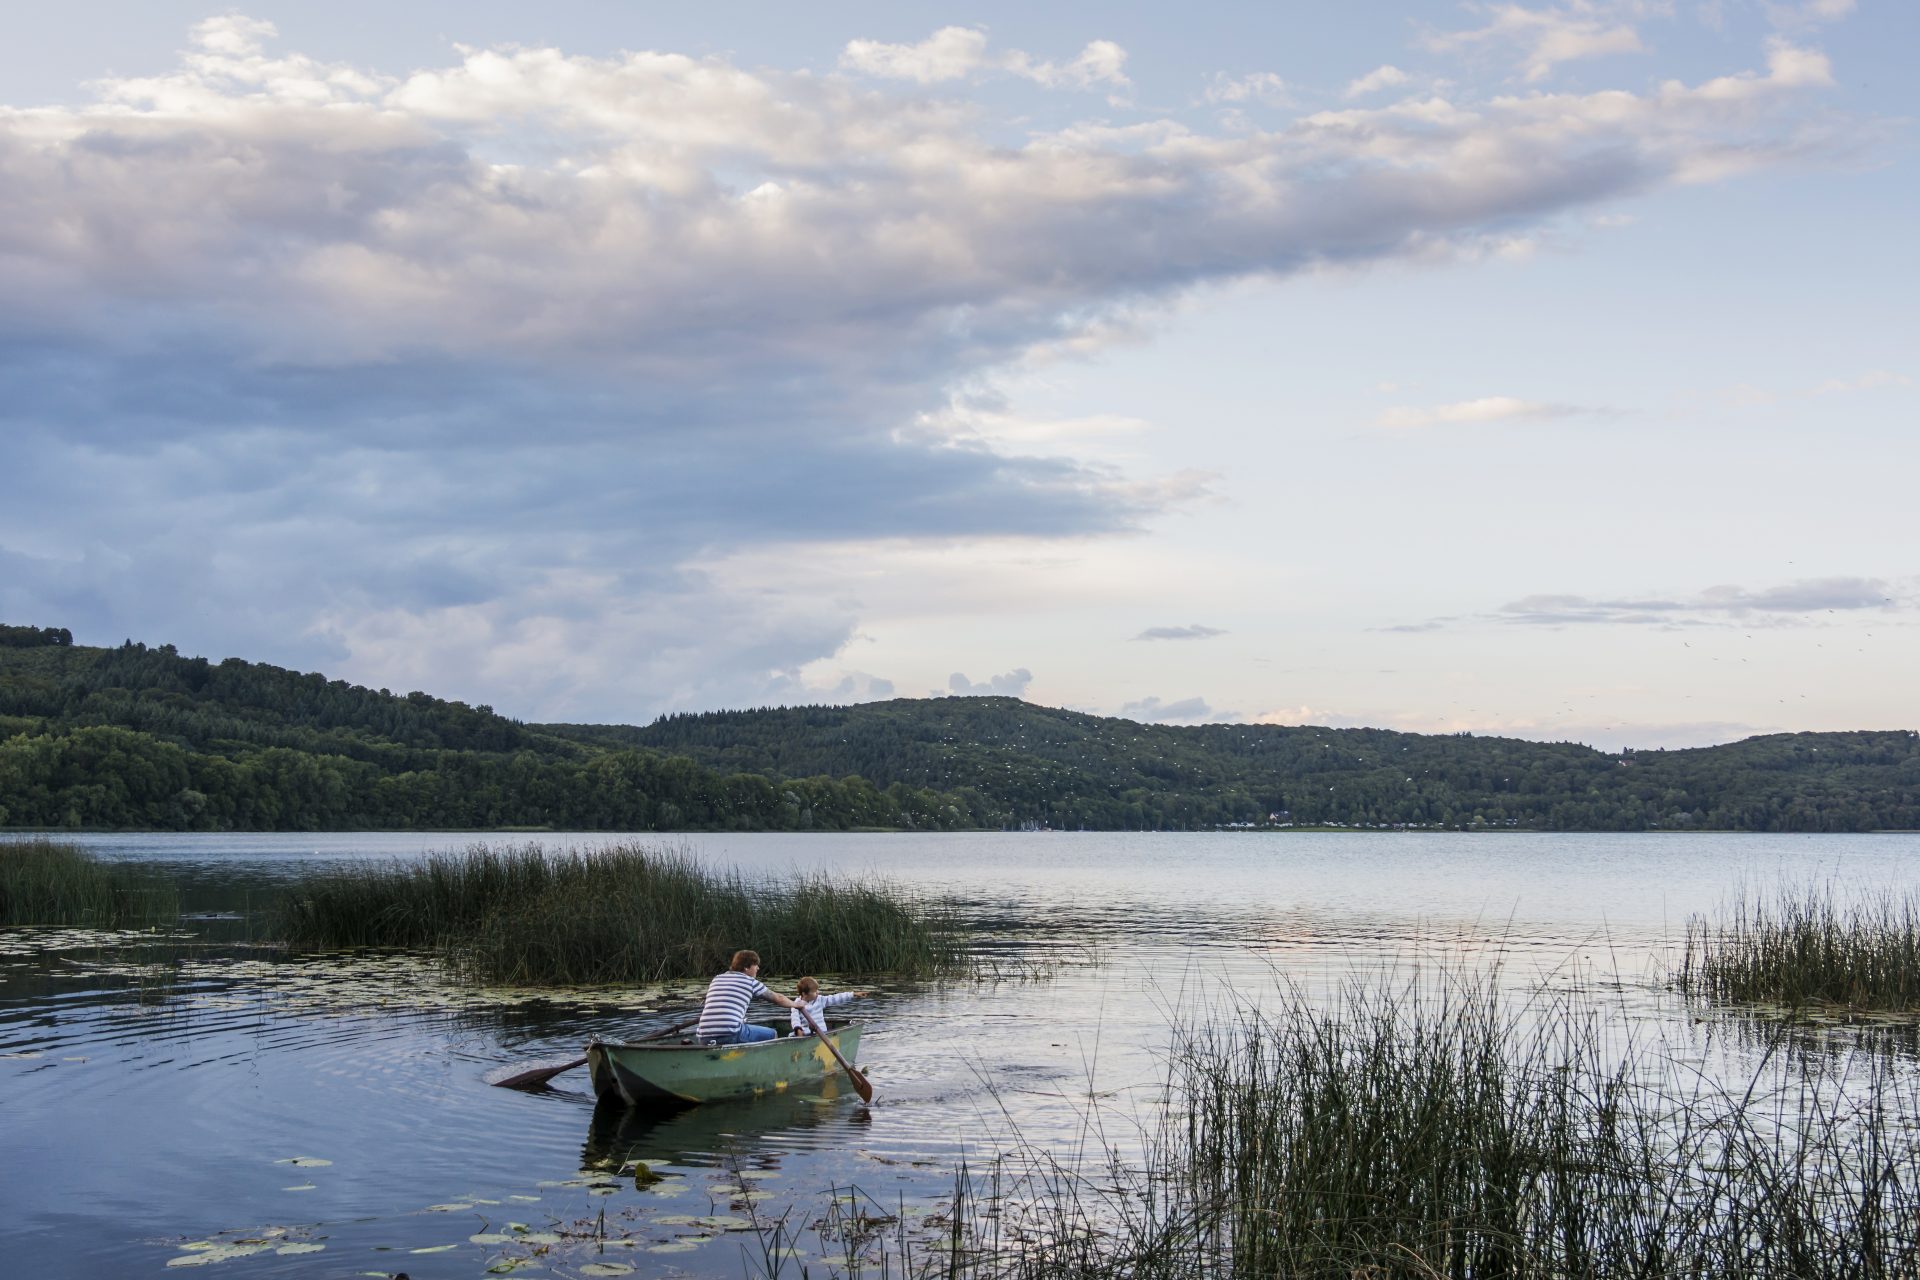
798,978,1920,1279
0,837,179,927
277,842,965,984
1681,883,1920,1011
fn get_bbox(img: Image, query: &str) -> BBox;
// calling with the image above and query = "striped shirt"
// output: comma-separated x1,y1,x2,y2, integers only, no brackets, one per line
697,970,770,1039
789,991,855,1035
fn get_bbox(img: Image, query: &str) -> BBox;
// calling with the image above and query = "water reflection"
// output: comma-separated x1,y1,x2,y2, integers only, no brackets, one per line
583,1091,874,1174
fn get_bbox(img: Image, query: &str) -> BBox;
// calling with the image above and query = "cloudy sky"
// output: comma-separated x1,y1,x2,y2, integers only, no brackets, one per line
1,0,1913,748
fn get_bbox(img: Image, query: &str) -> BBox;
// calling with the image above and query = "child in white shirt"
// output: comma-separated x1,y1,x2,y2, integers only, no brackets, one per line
789,976,869,1035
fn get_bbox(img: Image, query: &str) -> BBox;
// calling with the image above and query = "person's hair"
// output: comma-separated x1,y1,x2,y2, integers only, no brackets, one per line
729,949,761,972
795,976,820,998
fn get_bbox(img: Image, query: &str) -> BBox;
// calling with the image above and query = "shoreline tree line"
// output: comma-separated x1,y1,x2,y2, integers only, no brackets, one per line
0,629,1914,833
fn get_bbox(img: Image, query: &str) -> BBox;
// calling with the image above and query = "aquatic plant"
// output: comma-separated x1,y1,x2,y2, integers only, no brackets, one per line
277,842,966,983
792,977,1920,1279
275,842,563,949
0,837,178,927
1680,882,1920,1010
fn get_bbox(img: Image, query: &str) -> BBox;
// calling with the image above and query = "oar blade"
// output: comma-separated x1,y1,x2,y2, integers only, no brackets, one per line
492,1055,587,1090
799,1006,874,1104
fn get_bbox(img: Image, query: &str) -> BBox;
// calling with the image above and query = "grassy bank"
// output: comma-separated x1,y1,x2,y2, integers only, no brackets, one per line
862,978,1920,1279
277,842,965,984
0,837,179,927
1680,883,1920,1010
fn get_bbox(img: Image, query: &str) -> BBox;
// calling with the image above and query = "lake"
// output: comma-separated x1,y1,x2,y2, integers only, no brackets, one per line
5,831,1919,1277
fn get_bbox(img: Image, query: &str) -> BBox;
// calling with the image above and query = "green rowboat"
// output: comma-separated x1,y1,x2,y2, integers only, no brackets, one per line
586,1022,865,1106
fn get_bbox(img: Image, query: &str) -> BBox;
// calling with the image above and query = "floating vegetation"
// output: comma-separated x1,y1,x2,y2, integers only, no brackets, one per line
0,838,179,928
162,1228,323,1268
278,842,966,985
1680,882,1920,1011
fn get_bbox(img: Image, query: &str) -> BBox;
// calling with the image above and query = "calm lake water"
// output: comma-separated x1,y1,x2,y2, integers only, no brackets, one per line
6,831,1920,1277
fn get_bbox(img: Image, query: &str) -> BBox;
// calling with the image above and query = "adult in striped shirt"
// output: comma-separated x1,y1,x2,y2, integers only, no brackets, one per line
697,949,799,1045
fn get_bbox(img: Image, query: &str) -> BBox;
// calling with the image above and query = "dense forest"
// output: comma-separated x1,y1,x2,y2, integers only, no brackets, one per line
563,701,1920,833
0,635,982,832
1,626,1915,832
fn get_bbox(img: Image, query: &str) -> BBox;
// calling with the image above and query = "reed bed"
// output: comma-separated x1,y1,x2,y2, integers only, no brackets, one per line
0,837,178,927
1680,883,1920,1010
845,977,1920,1280
276,842,965,984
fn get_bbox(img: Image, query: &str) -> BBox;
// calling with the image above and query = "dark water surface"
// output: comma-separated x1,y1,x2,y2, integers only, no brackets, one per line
6,831,1919,1277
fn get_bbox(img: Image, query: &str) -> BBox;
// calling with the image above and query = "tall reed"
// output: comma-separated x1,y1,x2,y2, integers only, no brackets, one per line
1680,882,1920,1010
860,977,1920,1279
0,837,179,927
276,842,965,984
276,842,563,949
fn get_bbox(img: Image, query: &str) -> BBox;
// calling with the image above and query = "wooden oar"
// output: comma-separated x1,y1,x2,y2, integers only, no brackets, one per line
493,1017,699,1091
798,1006,874,1104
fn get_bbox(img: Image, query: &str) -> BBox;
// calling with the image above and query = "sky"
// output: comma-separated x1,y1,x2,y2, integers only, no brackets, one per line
0,0,1913,749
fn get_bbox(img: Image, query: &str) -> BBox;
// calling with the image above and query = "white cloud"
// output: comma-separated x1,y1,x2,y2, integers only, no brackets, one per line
1700,369,1910,407
1121,694,1213,722
1767,0,1856,29
0,17,1863,720
947,668,1035,697
1377,397,1584,428
840,27,1129,90
1813,370,1912,395
1428,3,1649,82
1133,624,1227,641
1204,71,1291,105
1345,65,1412,97
1495,576,1903,625
839,27,990,83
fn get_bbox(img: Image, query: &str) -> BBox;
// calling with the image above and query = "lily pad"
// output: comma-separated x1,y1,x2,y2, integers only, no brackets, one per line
470,1233,516,1244
517,1232,564,1244
423,1202,476,1211
275,1243,325,1255
693,1214,750,1229
646,1239,709,1253
580,1265,634,1277
282,1183,317,1192
410,1243,459,1253
163,1243,271,1266
486,1259,542,1274
273,1156,332,1167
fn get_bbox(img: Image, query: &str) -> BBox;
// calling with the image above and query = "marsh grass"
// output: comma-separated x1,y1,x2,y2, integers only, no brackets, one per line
277,842,966,984
1681,882,1920,1011
0,837,179,927
799,976,1920,1279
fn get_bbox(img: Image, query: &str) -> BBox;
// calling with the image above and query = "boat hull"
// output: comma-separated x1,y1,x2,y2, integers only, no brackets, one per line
586,1023,864,1106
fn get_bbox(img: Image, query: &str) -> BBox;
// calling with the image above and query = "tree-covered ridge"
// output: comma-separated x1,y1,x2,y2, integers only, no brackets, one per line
565,698,1920,833
1,630,1915,833
0,639,983,832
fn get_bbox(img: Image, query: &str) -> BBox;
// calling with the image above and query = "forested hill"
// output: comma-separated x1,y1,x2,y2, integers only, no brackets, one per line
0,632,974,832
549,699,1920,833
2,624,1916,832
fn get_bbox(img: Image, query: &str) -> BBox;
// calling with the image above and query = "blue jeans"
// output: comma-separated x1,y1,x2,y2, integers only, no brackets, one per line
709,1023,776,1046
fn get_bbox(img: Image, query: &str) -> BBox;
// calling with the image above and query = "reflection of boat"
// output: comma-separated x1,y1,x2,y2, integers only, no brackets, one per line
586,1020,864,1106
582,1086,868,1172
